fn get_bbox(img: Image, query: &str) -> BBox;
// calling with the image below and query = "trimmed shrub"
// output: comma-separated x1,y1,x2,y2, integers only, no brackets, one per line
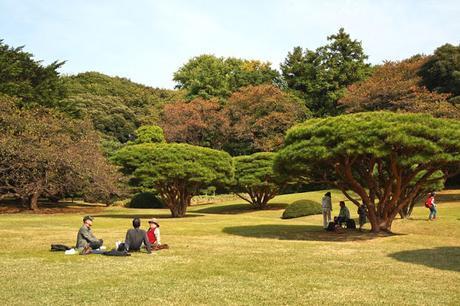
281,200,322,219
129,192,164,209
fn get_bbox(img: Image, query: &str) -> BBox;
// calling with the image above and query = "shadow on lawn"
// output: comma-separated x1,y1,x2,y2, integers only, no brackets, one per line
94,213,204,219
223,224,398,242
389,247,460,272
195,202,288,215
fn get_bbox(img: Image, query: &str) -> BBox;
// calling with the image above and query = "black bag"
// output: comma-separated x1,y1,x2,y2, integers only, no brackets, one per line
102,249,131,256
50,244,71,251
346,219,356,229
326,222,336,231
117,242,127,252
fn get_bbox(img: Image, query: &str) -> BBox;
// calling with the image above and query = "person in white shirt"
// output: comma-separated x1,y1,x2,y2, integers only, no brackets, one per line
321,192,332,229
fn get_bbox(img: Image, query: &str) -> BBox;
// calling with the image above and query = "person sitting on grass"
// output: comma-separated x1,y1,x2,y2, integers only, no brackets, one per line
122,218,152,254
147,218,169,250
76,216,104,254
335,201,350,226
357,203,367,231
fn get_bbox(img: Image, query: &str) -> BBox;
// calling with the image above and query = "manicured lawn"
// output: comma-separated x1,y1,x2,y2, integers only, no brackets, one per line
0,190,459,305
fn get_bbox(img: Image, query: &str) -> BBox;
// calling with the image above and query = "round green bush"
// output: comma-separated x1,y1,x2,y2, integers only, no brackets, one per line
281,199,322,219
129,192,164,209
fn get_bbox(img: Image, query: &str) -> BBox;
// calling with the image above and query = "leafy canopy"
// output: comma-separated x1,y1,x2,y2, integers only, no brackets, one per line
111,143,233,217
419,43,460,103
275,112,460,232
233,152,286,209
281,28,371,116
0,39,65,107
173,55,280,100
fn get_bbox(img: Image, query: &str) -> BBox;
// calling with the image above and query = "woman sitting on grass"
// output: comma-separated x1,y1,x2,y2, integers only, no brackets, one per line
147,218,169,250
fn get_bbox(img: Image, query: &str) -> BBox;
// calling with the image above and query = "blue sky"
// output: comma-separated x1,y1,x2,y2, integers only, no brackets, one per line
1,0,459,89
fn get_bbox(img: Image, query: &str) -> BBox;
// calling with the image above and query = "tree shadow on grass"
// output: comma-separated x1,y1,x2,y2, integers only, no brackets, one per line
194,202,288,215
389,247,460,272
94,213,204,219
223,224,400,242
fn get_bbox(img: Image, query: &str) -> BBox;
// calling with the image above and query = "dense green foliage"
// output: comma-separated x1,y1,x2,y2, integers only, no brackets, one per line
61,72,183,142
281,28,371,116
275,112,460,232
129,192,164,209
0,39,65,107
111,143,233,217
233,152,286,209
133,125,166,144
419,43,460,104
281,199,322,219
173,55,280,100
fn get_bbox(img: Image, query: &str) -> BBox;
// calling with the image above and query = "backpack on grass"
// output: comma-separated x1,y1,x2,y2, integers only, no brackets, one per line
346,219,356,229
50,244,71,251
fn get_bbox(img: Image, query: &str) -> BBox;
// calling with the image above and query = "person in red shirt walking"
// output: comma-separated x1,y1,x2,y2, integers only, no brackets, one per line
425,192,438,221
147,218,169,250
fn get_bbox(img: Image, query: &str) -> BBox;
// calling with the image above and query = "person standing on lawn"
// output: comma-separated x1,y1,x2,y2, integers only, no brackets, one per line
321,192,333,229
357,204,367,231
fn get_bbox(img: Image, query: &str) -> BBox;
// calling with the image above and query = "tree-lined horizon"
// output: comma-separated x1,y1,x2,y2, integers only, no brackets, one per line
1,29,460,229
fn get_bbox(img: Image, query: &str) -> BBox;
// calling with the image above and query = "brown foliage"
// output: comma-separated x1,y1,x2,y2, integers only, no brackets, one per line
0,95,120,209
339,56,460,118
225,85,308,154
159,98,229,149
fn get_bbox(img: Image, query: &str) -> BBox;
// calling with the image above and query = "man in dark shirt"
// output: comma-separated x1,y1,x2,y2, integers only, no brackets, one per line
124,218,152,254
76,215,103,250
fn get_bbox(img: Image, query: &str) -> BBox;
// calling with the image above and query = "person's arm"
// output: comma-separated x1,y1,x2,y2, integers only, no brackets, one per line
154,228,161,245
81,227,99,243
124,230,131,250
143,232,152,253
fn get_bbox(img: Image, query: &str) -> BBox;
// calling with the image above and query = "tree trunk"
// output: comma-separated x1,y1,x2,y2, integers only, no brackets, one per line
169,199,188,218
28,192,40,210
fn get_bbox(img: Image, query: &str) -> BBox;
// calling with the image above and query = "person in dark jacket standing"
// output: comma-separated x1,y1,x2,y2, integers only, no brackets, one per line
76,216,103,250
123,218,152,253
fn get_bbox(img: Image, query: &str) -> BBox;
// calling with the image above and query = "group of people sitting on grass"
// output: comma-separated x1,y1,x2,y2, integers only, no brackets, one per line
76,216,168,255
321,192,367,231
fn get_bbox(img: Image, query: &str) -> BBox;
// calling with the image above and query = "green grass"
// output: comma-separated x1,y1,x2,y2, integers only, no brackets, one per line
0,189,459,305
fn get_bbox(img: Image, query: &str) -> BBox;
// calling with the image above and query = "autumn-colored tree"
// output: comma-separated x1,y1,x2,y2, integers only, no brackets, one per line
224,84,309,155
160,98,229,149
0,95,120,209
339,56,460,118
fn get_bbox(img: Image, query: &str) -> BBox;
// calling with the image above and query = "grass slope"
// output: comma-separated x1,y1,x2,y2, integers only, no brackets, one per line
0,190,459,305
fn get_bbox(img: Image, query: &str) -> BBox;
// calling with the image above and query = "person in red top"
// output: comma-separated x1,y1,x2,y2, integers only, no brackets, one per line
147,218,169,250
426,192,437,221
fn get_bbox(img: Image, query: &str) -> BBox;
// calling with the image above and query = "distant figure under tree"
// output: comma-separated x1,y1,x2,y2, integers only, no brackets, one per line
321,192,332,229
425,192,438,221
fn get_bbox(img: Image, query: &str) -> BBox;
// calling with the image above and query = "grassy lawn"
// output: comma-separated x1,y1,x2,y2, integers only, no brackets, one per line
0,190,459,305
